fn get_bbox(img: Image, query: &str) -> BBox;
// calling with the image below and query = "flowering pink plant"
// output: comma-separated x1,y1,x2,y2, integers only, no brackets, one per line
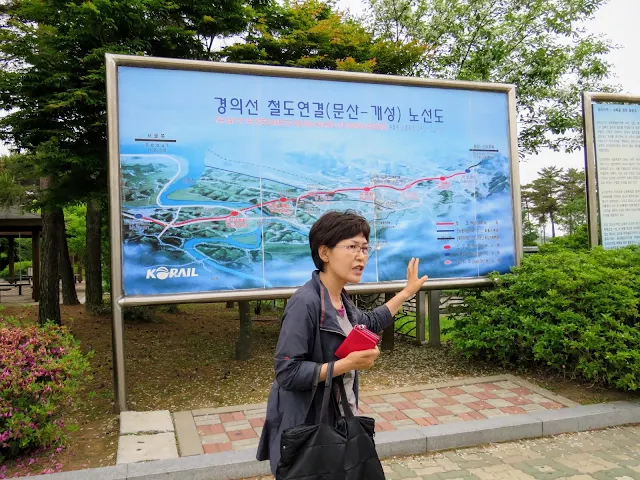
0,317,90,462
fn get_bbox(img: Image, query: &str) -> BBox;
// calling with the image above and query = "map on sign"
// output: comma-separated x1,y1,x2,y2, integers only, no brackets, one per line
117,66,516,296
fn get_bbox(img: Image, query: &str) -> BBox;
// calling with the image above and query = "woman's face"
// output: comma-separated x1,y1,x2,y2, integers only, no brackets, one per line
320,234,370,285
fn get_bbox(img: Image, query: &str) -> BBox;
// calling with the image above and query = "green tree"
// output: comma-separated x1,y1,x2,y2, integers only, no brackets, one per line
522,220,539,246
522,166,587,241
366,0,615,154
520,186,537,245
557,167,587,235
0,155,29,208
523,166,563,238
221,0,425,74
520,209,538,247
65,204,87,264
0,0,252,321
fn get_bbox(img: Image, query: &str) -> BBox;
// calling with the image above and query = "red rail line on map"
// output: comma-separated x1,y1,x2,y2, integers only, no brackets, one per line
140,169,472,228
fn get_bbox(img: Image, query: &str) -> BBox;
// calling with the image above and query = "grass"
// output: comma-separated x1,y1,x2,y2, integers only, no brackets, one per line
1,301,637,477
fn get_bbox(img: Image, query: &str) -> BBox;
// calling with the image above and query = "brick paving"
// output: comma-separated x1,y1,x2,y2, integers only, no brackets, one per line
246,425,640,479
193,378,568,455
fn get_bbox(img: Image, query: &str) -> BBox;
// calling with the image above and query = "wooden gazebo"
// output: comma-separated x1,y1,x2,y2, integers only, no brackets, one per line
0,207,41,301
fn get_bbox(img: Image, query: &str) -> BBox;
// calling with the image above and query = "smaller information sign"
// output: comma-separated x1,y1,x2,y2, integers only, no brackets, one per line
592,102,640,249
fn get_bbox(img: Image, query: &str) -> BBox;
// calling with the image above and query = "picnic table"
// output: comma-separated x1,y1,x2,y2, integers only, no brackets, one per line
0,280,31,296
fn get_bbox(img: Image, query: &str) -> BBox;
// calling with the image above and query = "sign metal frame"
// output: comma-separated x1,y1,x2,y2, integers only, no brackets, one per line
106,53,523,412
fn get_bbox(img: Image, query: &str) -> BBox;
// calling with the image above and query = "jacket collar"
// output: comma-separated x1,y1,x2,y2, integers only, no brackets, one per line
311,270,355,335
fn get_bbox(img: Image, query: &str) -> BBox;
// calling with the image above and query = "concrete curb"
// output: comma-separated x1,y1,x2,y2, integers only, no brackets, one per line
26,401,640,480
173,411,204,457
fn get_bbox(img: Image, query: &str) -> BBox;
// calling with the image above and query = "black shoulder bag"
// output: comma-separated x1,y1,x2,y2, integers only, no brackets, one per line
276,362,385,480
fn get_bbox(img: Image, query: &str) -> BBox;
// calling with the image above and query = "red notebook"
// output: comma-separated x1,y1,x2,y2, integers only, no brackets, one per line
335,324,380,359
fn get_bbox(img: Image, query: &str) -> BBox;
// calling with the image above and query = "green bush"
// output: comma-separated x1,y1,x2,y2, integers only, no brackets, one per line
0,261,32,280
446,246,640,390
0,319,91,462
539,224,589,254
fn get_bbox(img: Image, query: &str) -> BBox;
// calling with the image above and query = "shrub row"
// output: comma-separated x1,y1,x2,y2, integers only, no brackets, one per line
446,246,640,390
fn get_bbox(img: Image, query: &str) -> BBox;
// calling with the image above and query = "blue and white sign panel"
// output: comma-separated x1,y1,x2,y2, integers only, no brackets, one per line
116,64,518,296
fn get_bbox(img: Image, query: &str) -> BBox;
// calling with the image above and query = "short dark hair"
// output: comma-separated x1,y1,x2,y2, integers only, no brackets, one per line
309,210,370,271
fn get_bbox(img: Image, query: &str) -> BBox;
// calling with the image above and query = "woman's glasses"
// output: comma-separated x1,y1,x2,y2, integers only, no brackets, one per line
335,244,373,256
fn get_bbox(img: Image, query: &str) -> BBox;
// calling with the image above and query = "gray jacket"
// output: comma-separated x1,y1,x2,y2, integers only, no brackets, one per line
256,271,394,474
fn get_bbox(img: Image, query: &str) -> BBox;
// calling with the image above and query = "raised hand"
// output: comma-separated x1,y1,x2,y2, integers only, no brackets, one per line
403,257,428,297
382,258,430,317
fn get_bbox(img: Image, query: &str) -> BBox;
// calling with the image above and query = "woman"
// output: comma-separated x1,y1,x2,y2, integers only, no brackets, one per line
256,210,428,475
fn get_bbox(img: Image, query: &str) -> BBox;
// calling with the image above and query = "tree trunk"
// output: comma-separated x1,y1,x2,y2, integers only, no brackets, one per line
56,207,79,305
85,195,103,311
550,212,556,238
38,178,61,326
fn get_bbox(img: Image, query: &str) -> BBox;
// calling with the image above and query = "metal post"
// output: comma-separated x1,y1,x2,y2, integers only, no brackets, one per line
582,92,600,248
106,55,128,413
428,290,441,347
111,303,127,413
381,292,395,351
415,291,426,345
507,87,524,265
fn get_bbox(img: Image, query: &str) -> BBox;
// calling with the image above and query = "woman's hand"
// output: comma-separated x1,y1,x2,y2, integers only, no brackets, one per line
383,258,429,316
401,257,429,298
344,347,380,370
320,347,380,380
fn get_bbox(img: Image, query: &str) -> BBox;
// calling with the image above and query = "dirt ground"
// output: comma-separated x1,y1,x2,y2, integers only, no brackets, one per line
1,302,637,477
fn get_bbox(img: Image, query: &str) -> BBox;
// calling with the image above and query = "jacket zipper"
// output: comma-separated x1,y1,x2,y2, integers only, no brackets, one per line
320,326,347,337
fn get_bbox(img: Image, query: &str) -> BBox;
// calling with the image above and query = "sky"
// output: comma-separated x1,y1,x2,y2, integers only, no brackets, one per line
336,0,640,184
1,0,638,186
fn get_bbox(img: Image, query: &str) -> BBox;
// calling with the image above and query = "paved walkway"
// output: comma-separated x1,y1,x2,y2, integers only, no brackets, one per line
246,425,640,479
187,375,574,455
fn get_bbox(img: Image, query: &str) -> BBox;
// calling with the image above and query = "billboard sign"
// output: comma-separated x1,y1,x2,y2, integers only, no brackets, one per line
108,55,522,302
583,93,640,249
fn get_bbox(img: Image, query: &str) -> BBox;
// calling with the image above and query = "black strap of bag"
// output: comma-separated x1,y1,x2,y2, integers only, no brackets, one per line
316,363,353,425
335,376,354,419
306,313,323,423
318,361,337,425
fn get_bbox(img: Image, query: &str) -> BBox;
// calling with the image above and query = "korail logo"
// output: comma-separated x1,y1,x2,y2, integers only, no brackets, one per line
146,266,198,280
